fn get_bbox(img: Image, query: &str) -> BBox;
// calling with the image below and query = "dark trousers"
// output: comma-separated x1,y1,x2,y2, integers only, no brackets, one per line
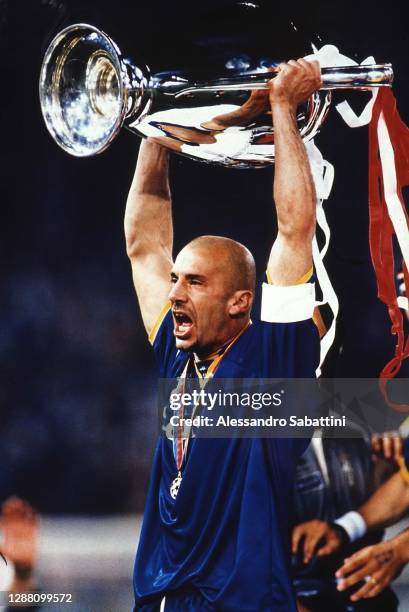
134,586,214,612
298,586,398,612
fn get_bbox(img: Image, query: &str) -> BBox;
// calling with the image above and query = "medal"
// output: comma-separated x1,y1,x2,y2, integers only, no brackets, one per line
170,472,182,499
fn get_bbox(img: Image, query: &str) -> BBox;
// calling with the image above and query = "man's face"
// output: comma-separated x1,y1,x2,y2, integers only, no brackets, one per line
169,246,235,356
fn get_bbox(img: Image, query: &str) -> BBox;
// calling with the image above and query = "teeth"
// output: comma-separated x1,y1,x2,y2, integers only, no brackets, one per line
173,312,192,325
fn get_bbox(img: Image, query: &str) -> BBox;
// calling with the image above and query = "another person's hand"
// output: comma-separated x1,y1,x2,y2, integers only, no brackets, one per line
1,497,38,569
371,432,403,463
297,598,311,612
268,59,321,111
292,519,344,564
336,538,407,601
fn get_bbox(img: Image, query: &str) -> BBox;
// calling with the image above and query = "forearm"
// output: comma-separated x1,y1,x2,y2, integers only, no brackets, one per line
267,101,316,284
359,472,409,530
271,102,316,242
124,139,173,260
393,528,409,563
265,60,320,285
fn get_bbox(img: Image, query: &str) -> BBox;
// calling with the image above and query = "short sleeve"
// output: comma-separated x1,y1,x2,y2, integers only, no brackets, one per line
148,303,178,377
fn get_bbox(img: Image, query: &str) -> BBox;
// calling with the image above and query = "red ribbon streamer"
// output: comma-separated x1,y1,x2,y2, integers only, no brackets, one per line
368,88,409,412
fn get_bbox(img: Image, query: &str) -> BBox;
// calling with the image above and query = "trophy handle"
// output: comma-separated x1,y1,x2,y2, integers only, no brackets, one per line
174,64,393,100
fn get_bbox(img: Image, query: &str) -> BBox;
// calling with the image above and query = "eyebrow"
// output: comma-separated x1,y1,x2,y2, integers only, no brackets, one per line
171,272,207,282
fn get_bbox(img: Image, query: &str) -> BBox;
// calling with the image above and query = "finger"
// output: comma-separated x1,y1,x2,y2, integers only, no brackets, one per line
317,540,338,556
303,532,322,563
382,435,392,459
285,60,301,74
336,551,368,578
392,435,403,461
297,58,315,73
300,58,321,83
349,577,380,602
337,562,378,591
292,526,305,554
371,434,381,453
363,572,388,599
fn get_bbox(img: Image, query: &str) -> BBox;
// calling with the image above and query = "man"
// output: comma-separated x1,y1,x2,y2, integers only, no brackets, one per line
125,59,321,611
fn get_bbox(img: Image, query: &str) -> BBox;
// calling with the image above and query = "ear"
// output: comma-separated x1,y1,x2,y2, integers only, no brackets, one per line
228,290,253,316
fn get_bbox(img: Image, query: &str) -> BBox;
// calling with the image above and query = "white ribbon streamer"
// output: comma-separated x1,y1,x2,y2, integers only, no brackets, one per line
336,89,379,129
305,140,339,377
397,296,409,311
377,112,409,273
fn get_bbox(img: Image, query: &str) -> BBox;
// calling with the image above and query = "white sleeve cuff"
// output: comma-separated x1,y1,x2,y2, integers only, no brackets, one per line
334,511,367,543
261,282,315,323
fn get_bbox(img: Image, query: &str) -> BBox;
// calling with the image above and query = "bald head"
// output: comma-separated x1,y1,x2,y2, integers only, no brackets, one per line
184,235,256,295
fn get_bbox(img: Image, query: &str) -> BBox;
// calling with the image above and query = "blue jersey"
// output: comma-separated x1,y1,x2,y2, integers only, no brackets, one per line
134,284,320,611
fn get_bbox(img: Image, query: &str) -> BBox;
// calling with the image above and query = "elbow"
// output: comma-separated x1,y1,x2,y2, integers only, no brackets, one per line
125,232,148,263
124,220,173,263
126,237,140,261
124,217,144,261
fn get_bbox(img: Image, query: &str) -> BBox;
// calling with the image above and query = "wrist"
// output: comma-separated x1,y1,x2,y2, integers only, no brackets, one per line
393,531,409,563
329,522,350,546
334,511,367,543
270,98,297,114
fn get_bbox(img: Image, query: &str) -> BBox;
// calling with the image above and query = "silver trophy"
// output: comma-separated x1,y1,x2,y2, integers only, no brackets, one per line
39,23,393,168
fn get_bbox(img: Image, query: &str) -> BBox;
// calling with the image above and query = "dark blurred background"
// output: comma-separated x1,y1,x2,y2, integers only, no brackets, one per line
0,0,408,515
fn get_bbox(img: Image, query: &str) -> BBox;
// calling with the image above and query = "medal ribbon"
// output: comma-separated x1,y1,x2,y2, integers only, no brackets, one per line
171,321,252,471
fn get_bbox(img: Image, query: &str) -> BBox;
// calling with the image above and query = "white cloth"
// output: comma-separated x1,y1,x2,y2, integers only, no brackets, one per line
260,282,315,323
335,510,367,542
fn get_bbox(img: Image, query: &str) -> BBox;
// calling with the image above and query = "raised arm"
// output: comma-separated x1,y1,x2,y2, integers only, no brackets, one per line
124,139,173,334
267,59,321,286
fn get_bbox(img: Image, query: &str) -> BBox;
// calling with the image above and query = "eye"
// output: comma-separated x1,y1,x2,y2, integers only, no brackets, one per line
170,275,177,284
189,278,201,285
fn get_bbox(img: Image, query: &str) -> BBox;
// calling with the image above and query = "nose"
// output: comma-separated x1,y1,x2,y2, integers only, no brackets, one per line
168,278,187,304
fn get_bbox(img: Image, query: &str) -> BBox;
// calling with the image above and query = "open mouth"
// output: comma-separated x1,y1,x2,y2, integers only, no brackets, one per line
173,311,194,338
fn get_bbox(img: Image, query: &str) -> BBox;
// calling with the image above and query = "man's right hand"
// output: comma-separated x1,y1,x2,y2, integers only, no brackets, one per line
292,519,344,564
